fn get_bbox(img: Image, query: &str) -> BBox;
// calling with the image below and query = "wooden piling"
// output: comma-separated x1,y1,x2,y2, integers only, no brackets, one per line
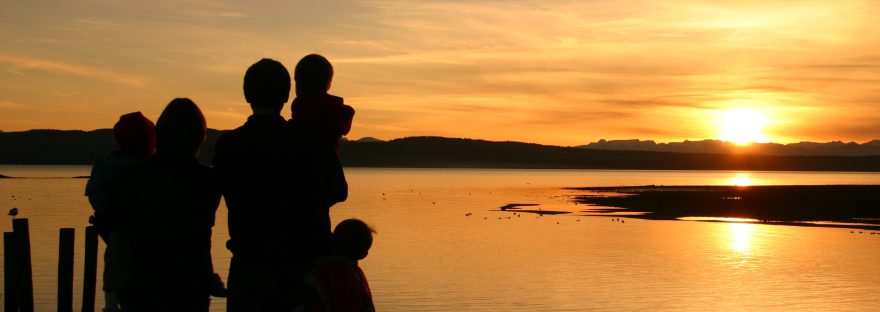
13,218,35,312
81,225,98,312
58,228,75,312
4,232,19,312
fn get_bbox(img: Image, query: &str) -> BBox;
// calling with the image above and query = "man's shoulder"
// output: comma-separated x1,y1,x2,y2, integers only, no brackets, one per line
216,124,248,143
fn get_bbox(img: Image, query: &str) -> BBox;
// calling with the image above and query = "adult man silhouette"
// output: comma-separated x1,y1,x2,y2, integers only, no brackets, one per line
214,58,334,311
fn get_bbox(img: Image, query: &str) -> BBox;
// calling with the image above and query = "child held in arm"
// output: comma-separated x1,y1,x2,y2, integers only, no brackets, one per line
291,54,355,156
86,112,156,312
299,219,376,312
290,54,354,207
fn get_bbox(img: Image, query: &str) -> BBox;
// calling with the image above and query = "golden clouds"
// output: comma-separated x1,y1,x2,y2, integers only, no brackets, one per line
0,0,878,144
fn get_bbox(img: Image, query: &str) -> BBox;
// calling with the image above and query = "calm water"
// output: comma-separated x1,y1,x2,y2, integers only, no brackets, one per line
1,166,879,311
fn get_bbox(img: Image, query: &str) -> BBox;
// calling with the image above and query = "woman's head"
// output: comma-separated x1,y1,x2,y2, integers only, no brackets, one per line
156,98,207,157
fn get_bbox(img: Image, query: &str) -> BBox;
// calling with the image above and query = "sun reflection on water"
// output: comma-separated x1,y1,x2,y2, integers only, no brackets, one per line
729,223,754,252
728,172,754,186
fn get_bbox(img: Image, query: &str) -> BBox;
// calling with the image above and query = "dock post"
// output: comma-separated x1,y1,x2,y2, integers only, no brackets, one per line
4,232,19,312
81,225,98,312
13,218,35,312
58,228,75,312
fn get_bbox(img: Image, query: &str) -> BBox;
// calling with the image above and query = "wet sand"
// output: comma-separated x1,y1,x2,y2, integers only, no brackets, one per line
571,185,880,230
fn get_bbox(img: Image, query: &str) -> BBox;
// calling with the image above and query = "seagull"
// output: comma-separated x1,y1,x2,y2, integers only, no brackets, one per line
8,207,18,218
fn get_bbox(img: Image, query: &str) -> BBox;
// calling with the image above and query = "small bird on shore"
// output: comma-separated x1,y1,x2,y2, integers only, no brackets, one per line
8,207,18,218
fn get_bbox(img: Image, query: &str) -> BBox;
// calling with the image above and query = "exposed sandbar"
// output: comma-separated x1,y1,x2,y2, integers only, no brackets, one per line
571,185,880,230
497,203,570,215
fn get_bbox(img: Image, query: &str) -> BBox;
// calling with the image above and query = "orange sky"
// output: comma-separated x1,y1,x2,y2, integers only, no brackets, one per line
1,1,879,146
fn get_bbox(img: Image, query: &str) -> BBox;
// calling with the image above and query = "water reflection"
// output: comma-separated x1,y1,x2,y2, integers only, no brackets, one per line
729,223,754,252
728,172,754,186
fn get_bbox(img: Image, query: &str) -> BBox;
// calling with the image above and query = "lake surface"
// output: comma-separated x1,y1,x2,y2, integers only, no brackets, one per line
1,166,879,311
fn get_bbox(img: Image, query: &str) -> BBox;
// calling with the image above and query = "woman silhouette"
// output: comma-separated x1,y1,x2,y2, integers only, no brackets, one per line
113,98,221,312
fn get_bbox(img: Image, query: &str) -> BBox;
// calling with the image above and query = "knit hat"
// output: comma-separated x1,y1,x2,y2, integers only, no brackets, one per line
113,112,156,157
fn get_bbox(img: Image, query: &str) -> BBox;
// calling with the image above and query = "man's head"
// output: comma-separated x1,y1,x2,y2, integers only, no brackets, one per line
294,54,333,95
113,111,156,157
243,58,291,113
333,219,376,260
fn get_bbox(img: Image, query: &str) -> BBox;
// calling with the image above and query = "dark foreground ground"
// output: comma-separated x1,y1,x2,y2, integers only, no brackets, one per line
571,185,880,230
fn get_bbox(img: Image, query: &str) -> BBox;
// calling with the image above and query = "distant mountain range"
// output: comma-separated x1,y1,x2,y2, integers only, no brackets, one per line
579,139,880,156
1,129,879,172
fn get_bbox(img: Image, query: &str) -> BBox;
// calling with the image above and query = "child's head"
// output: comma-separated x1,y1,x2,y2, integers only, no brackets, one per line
294,54,333,95
113,111,156,157
333,219,375,260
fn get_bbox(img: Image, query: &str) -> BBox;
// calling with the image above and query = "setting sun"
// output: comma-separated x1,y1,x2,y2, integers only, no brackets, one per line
717,108,771,145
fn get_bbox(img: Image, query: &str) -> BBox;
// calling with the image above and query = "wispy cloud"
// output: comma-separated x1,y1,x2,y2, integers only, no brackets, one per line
0,54,149,87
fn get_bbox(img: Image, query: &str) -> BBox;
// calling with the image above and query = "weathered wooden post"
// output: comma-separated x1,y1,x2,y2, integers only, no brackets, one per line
58,228,75,312
13,218,35,312
4,231,19,312
81,225,98,312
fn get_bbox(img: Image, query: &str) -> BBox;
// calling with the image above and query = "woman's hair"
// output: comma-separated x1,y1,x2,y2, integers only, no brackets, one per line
156,98,207,157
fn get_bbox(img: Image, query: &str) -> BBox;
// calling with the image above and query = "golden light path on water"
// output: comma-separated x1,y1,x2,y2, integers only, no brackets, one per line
729,223,754,253
728,172,754,186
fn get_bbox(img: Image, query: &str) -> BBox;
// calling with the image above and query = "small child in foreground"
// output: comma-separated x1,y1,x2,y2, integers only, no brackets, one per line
299,219,376,312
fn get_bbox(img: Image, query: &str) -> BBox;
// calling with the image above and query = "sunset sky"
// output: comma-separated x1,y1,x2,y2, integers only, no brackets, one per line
2,0,879,146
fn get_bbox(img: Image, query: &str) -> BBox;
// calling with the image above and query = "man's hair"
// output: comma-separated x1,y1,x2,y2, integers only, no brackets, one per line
156,98,206,157
294,54,334,94
333,219,375,260
243,58,291,110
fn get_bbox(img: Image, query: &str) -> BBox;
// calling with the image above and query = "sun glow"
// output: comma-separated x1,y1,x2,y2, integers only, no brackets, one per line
728,172,754,186
717,108,771,145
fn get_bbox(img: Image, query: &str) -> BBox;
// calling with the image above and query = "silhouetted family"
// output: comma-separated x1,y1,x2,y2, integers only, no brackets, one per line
85,55,375,312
